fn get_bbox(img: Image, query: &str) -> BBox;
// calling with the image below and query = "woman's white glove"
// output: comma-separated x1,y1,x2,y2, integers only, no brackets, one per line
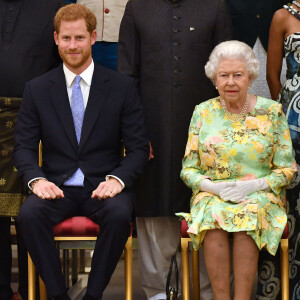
200,179,235,196
220,178,270,203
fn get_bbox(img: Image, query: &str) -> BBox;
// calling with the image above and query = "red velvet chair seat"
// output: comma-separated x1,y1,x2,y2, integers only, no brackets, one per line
282,223,289,239
181,219,190,238
53,217,100,237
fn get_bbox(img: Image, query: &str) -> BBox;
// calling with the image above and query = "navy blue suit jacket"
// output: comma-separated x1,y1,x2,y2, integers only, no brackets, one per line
13,63,149,190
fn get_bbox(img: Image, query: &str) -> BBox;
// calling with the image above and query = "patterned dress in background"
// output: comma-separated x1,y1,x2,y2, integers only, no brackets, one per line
257,32,300,300
177,97,296,256
0,97,25,217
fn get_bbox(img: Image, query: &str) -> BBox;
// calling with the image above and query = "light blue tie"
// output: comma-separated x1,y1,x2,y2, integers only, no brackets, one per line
64,75,85,186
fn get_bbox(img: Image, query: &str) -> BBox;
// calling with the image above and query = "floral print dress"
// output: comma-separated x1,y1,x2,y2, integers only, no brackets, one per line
177,96,297,255
256,32,300,300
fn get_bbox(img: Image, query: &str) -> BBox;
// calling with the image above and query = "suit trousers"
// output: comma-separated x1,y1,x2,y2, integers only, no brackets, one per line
17,181,134,299
136,217,214,300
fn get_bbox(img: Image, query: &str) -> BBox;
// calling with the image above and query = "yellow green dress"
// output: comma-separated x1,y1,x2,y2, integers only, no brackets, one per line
177,96,297,255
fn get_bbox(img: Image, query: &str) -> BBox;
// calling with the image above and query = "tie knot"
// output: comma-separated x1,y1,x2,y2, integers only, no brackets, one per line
74,75,81,85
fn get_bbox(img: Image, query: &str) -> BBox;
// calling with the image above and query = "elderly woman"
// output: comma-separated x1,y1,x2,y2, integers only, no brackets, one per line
177,40,297,300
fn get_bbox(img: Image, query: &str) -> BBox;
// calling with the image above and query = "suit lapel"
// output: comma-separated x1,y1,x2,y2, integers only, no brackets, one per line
78,65,111,153
49,66,78,151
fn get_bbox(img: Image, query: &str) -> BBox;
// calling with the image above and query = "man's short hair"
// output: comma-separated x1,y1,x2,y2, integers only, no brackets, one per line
54,4,97,34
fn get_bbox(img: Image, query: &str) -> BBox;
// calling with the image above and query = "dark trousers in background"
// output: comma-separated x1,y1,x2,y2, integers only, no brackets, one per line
17,182,134,299
0,217,28,300
0,217,13,300
92,42,118,71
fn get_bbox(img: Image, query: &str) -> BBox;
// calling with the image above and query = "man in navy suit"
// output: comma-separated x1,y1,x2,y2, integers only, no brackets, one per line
13,4,148,300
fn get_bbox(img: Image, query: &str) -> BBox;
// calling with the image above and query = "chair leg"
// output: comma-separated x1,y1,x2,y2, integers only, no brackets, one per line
181,238,190,300
28,253,36,300
63,249,70,288
280,238,289,300
192,247,200,300
72,249,78,285
79,249,85,273
124,236,133,300
39,276,47,300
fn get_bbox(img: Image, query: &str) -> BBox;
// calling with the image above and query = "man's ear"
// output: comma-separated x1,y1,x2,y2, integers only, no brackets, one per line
54,31,59,46
91,30,97,46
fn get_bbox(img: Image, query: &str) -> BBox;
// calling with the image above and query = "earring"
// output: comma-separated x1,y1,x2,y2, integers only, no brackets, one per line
215,86,218,90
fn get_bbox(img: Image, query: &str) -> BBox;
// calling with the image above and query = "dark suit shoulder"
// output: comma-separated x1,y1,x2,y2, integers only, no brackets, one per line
26,63,135,94
26,65,63,88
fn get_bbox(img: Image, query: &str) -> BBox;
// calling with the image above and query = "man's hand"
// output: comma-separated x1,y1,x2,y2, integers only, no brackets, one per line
31,179,64,200
91,178,122,200
149,141,154,160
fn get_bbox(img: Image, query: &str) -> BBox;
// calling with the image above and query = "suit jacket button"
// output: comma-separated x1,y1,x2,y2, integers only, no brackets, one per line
63,174,67,179
256,14,261,19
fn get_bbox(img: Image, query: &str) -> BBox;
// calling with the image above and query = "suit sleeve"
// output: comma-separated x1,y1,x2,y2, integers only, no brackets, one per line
13,83,46,186
108,78,149,188
213,0,234,46
117,0,140,81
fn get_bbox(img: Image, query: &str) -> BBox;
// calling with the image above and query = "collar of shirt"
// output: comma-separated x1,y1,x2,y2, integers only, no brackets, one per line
63,60,94,109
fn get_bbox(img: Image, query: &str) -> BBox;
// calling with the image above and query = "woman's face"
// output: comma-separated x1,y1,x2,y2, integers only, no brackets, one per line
215,59,252,105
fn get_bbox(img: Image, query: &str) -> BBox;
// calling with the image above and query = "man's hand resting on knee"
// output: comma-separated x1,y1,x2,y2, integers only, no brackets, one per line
91,178,122,200
31,179,64,200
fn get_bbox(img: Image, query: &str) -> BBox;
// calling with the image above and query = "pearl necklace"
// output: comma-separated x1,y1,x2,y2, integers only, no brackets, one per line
220,94,250,122
293,0,300,8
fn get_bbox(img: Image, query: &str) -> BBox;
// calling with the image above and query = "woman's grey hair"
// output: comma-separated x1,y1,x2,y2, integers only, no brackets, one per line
205,40,260,83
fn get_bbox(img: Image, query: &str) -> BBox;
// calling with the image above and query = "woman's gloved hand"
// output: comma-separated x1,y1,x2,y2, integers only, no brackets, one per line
220,178,270,203
200,179,235,196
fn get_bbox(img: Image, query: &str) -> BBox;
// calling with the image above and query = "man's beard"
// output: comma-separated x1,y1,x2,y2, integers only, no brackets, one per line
58,47,91,70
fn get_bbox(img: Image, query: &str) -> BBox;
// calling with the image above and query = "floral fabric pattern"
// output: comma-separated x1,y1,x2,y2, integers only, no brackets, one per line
0,97,25,216
177,96,296,256
256,32,300,300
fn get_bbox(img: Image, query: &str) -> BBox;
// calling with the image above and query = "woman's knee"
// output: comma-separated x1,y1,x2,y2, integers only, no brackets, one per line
204,229,229,247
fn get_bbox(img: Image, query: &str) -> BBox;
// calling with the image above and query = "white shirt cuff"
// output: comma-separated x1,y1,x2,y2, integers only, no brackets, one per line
105,175,125,189
28,177,47,190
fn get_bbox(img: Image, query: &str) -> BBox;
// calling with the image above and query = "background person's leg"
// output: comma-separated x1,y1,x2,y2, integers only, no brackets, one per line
136,217,181,300
0,217,13,300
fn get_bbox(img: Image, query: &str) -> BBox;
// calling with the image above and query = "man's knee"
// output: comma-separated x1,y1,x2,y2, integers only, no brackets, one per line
107,205,132,227
17,195,44,227
101,193,133,229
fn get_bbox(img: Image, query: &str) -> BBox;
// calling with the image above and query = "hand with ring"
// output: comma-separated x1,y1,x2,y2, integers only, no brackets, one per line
91,178,122,200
